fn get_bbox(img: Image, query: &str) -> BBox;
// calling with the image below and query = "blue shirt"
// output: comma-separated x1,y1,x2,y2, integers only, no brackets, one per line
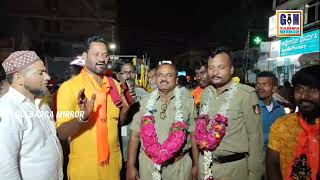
259,99,285,150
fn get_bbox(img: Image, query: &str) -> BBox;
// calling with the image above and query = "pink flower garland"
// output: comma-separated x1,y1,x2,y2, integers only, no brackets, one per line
140,115,188,165
195,114,228,151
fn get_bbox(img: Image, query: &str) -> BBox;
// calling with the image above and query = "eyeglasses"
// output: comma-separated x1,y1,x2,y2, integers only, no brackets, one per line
120,71,135,76
156,73,174,79
160,103,168,120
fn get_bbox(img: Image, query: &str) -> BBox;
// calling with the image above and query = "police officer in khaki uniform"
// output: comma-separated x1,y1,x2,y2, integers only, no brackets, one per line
198,47,264,180
126,63,198,180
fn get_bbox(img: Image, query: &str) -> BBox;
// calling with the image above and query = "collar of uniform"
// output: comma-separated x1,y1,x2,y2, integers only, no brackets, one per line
7,87,30,103
155,90,176,103
211,80,235,95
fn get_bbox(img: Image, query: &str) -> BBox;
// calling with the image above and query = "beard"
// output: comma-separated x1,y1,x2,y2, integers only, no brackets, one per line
85,63,106,76
297,101,320,118
24,83,48,97
94,63,107,75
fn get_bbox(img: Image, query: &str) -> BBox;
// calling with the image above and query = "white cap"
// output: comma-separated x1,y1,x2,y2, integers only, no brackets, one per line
158,60,172,65
70,56,85,67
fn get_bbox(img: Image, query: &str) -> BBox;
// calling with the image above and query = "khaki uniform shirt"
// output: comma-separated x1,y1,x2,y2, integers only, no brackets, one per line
131,90,196,152
200,82,264,179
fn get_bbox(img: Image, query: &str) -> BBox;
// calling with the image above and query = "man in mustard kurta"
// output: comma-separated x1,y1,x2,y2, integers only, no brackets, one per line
56,35,131,180
266,65,320,180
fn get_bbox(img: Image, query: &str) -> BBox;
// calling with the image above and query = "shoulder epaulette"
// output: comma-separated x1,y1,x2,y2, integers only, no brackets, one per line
237,83,256,93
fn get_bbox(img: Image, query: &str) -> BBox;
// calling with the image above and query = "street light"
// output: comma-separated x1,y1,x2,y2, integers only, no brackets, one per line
109,43,116,61
109,43,116,50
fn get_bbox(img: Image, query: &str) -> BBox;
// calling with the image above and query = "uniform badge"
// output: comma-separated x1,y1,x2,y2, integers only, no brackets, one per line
252,104,260,114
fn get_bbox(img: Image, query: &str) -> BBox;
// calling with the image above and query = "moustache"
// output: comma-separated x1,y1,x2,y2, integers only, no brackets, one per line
160,80,168,84
211,76,222,79
298,100,314,105
96,62,106,66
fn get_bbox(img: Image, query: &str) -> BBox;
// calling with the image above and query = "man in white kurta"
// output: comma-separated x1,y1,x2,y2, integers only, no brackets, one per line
0,51,63,180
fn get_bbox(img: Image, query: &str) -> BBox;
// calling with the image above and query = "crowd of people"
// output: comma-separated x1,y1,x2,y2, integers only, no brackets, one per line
0,35,319,180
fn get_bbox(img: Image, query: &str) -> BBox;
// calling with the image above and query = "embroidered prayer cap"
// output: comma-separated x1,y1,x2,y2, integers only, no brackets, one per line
2,51,40,75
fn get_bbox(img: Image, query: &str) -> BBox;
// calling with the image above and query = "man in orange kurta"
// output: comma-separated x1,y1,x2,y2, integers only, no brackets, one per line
56,35,130,180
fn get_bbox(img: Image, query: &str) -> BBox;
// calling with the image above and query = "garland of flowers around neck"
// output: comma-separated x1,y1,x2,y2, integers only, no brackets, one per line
140,87,188,180
195,83,237,180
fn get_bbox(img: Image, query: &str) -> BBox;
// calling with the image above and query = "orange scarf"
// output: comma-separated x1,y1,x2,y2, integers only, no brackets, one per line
192,86,204,107
81,68,121,166
286,112,319,180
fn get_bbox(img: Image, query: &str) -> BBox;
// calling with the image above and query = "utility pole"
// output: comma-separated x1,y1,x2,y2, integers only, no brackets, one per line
243,30,250,83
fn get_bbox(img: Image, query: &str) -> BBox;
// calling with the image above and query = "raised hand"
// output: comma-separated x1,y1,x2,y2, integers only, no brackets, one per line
77,88,96,121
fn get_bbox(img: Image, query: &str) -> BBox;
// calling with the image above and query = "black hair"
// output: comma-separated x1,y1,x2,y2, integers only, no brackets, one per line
0,65,6,81
6,74,14,84
178,75,188,87
195,58,208,70
209,46,233,65
0,65,6,87
256,71,278,86
284,81,291,87
64,65,82,81
292,65,320,89
121,59,135,71
155,63,177,75
83,35,108,53
111,59,124,73
111,59,135,73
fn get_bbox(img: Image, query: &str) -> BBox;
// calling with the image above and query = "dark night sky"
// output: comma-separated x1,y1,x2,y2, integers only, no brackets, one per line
119,0,274,59
0,0,274,61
